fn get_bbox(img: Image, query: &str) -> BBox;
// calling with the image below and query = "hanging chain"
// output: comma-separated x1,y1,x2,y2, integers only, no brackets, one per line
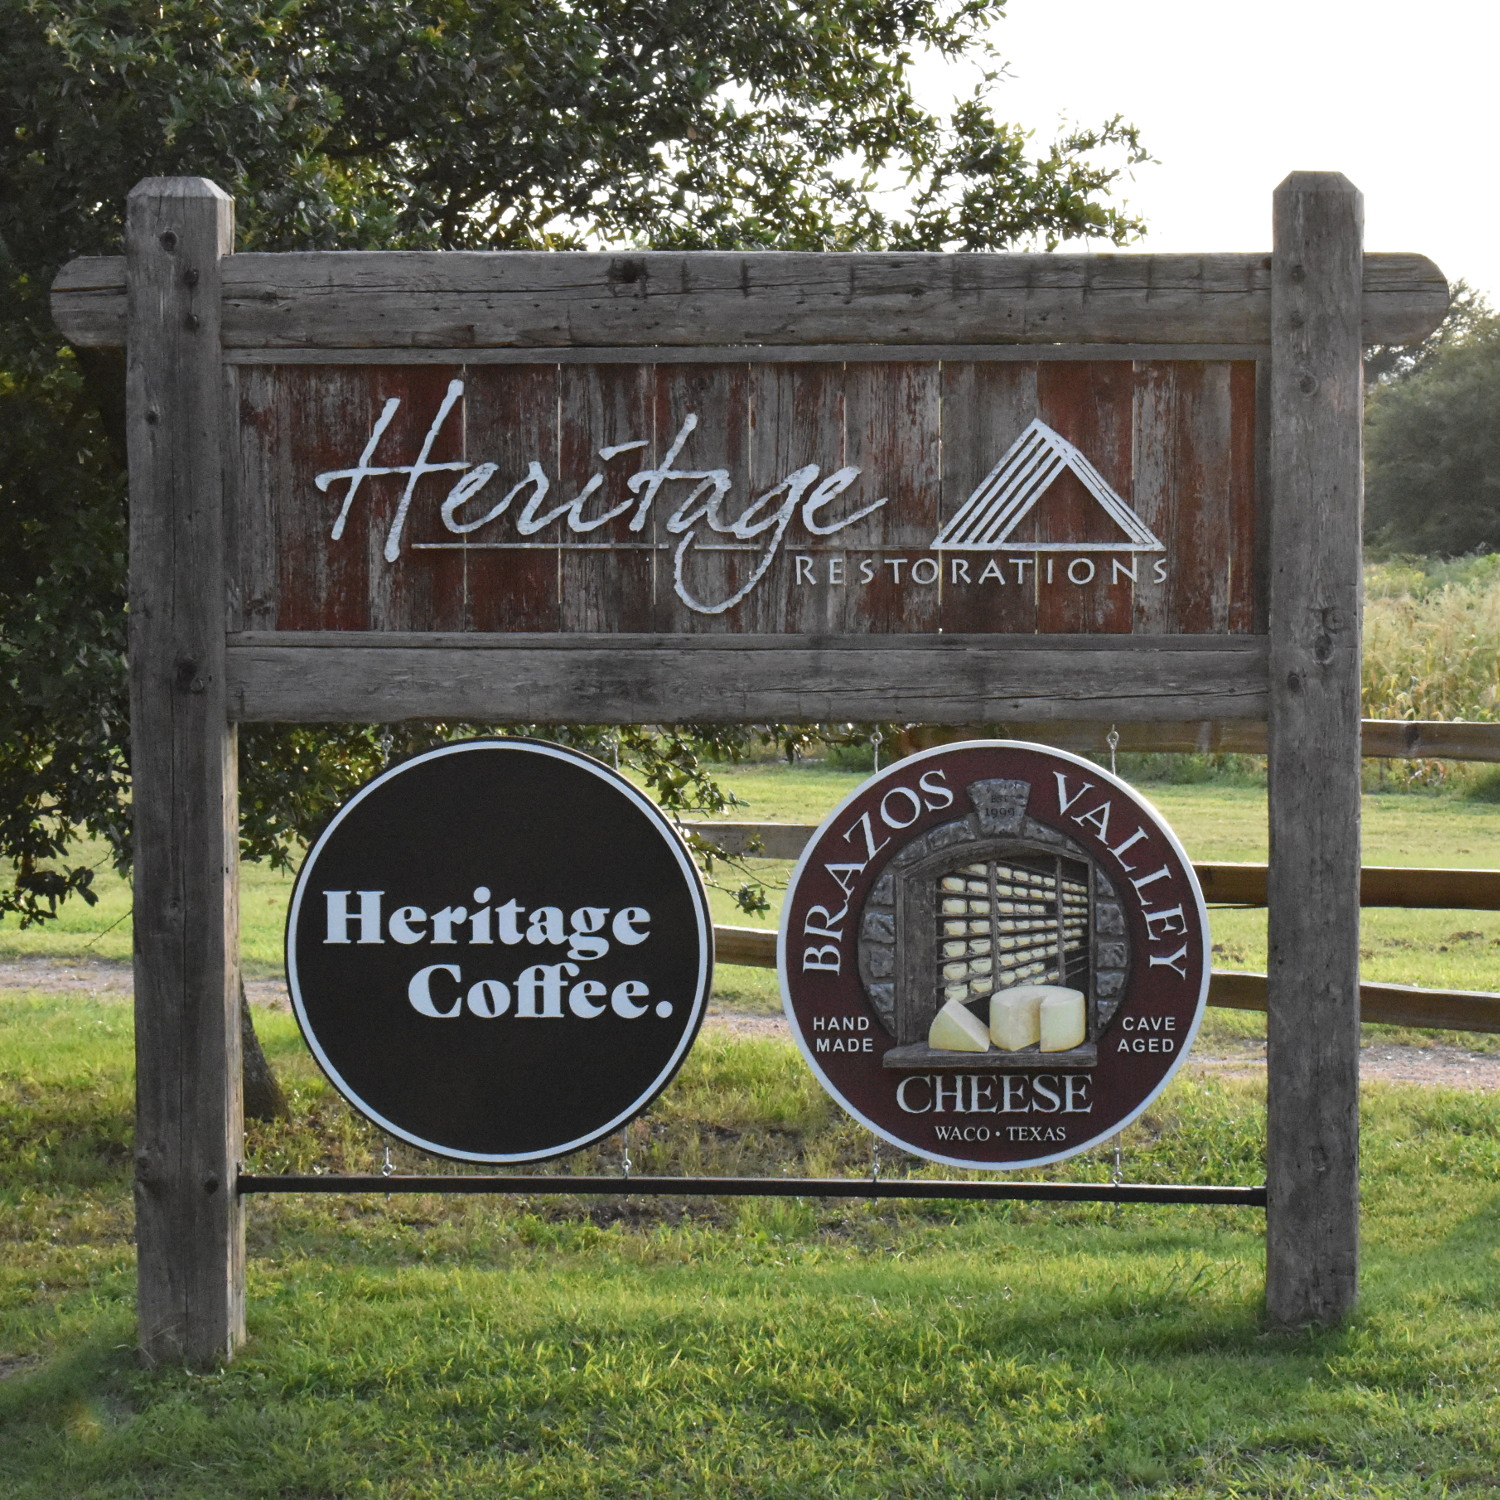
1107,724,1120,778
869,1132,882,1183
1111,1140,1124,1187
381,1145,395,1179
871,728,884,773
619,1127,632,1180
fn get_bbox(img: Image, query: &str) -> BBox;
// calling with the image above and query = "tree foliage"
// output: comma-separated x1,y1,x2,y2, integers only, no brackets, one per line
0,0,1147,924
1365,286,1500,558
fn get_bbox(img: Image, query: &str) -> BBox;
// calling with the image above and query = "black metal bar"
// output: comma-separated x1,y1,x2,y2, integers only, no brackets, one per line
237,1173,1266,1206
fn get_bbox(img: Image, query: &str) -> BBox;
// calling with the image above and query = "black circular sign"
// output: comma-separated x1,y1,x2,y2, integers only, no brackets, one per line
779,741,1208,1171
287,739,713,1162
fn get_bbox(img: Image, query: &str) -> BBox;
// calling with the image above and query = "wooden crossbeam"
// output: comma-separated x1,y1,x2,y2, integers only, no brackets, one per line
52,250,1447,351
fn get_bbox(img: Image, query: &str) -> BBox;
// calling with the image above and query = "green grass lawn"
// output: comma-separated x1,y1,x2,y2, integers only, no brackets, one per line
3,991,1499,1497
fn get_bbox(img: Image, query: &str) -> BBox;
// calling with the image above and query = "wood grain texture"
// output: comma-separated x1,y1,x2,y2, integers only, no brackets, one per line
1200,863,1500,910
709,926,1500,1033
1207,972,1500,1034
52,251,1448,349
1358,719,1500,762
230,359,1262,638
696,822,1500,912
1265,172,1366,1331
936,362,1040,634
126,179,244,1366
222,632,1269,724
689,827,1500,912
221,342,1272,366
898,718,1500,762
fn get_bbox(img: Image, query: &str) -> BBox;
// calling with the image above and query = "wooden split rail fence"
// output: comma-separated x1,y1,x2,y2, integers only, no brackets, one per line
893,718,1500,764
689,717,1500,1035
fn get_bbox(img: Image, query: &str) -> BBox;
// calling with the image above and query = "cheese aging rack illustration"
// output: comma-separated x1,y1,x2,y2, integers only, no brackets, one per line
857,776,1128,1071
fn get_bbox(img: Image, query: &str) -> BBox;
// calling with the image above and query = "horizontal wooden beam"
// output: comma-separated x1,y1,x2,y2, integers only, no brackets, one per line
52,250,1446,351
1196,863,1500,910
1207,971,1500,1034
899,718,1500,763
710,925,1500,1034
693,829,1500,911
224,632,1269,725
685,822,822,861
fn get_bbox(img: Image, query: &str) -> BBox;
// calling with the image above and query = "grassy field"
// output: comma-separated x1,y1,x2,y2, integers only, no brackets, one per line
1364,553,1500,724
5,767,1500,989
4,765,1499,1055
4,723,1500,1492
4,550,1499,1492
3,989,1500,1497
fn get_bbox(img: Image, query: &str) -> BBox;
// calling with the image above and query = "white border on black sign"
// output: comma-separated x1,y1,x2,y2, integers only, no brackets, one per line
777,739,1211,1173
285,737,714,1163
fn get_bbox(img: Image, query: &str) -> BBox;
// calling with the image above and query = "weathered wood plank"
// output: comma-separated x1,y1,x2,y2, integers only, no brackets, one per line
232,358,1261,638
898,718,1500,762
1265,172,1366,1330
686,822,819,860
222,632,1269,723
51,251,1448,350
1207,972,1500,1034
690,826,1500,911
126,179,244,1365
936,362,1040,634
835,362,943,632
1359,720,1500,762
1034,360,1137,633
708,925,1500,1033
221,343,1273,366
556,362,657,631
1198,863,1500,910
457,365,562,631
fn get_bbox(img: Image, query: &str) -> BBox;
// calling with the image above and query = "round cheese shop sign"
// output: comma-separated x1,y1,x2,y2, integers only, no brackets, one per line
287,739,712,1163
779,741,1209,1171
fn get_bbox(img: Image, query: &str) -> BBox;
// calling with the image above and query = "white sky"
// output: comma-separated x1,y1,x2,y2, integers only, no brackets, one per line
911,0,1496,301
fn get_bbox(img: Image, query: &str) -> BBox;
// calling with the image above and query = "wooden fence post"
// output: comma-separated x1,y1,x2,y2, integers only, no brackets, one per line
126,178,243,1364
1265,172,1366,1327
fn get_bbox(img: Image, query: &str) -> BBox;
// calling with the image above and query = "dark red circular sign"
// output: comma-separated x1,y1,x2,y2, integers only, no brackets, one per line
778,741,1208,1170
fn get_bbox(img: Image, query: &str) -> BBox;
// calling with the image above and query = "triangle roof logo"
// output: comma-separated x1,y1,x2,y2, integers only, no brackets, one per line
933,419,1164,552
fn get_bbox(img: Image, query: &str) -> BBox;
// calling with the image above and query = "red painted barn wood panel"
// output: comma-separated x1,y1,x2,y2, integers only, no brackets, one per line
229,358,1261,636
455,366,562,632
936,362,1041,636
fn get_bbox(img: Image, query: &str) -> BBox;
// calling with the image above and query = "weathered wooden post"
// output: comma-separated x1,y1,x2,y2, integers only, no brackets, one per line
1265,172,1366,1326
48,168,1442,1363
126,178,245,1364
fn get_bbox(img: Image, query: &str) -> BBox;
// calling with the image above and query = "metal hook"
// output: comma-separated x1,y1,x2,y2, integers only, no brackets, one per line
1106,724,1120,779
870,1133,882,1183
871,729,884,773
620,1128,632,1180
1111,1140,1123,1187
381,1145,394,1179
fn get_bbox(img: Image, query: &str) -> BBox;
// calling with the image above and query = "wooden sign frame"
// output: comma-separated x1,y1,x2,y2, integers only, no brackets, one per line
51,173,1446,1364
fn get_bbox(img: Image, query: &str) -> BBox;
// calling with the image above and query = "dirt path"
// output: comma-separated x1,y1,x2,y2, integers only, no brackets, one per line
4,955,1498,1091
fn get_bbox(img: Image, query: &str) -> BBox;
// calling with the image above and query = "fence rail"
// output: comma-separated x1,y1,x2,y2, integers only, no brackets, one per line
691,775,1500,1035
892,718,1500,763
710,923,1500,1034
688,824,1500,912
